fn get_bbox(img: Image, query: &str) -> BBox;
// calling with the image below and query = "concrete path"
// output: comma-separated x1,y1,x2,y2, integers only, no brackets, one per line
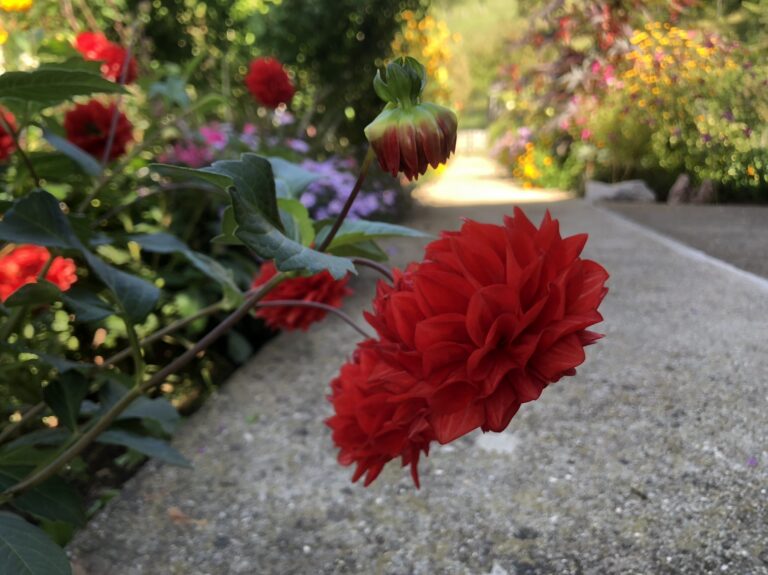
69,157,768,575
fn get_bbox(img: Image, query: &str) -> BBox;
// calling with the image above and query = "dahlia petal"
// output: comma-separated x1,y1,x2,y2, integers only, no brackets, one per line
429,381,478,414
570,260,610,313
482,383,521,432
513,370,547,403
414,313,469,350
529,333,586,382
430,402,485,444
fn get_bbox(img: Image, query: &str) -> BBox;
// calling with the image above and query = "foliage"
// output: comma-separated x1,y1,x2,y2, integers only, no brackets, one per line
490,0,768,201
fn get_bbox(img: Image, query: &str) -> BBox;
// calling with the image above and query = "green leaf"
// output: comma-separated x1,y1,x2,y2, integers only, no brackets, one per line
0,189,80,249
101,379,181,435
153,154,284,231
317,219,430,250
0,447,54,468
96,430,191,468
0,69,125,105
226,330,253,364
80,251,159,323
328,240,389,262
42,130,103,177
38,57,102,74
267,157,318,198
42,372,90,431
231,185,354,279
60,287,114,322
278,198,315,246
0,512,72,575
4,429,69,450
127,233,243,308
211,205,243,245
2,282,60,308
0,468,85,527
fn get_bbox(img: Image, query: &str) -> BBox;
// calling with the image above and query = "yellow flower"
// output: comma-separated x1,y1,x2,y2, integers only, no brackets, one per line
747,165,756,177
0,0,32,11
0,24,7,45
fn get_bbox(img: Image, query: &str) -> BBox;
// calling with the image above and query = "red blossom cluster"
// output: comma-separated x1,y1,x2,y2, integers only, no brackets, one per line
244,57,295,109
75,32,137,84
0,245,77,302
251,262,352,331
327,208,609,487
64,100,134,161
0,107,16,162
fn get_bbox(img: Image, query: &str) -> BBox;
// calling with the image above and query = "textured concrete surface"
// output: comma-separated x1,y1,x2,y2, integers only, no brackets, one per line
69,160,768,575
603,202,768,279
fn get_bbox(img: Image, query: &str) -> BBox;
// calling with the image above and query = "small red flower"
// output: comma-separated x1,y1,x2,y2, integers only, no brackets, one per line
244,57,295,109
0,107,16,162
75,32,137,83
251,261,352,331
326,339,435,487
328,208,609,486
0,245,77,302
64,100,133,161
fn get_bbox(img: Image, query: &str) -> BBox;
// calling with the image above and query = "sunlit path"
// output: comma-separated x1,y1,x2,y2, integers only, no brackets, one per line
413,134,573,206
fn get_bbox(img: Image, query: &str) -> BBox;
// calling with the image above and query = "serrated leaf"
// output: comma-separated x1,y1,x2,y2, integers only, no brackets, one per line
96,430,191,468
42,130,103,177
153,154,284,232
0,69,125,105
0,469,85,527
316,219,430,250
0,512,72,575
42,372,90,431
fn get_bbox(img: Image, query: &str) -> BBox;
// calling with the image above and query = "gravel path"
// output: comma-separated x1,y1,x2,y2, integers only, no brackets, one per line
69,159,768,575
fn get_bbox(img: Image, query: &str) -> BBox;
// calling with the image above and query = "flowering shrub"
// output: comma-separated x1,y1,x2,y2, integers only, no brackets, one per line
0,107,16,160
491,1,768,201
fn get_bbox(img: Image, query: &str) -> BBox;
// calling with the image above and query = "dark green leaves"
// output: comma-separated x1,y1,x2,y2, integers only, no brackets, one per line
42,372,90,431
0,512,72,575
0,68,125,105
0,189,79,249
42,130,103,177
0,470,85,527
0,190,160,323
96,431,191,468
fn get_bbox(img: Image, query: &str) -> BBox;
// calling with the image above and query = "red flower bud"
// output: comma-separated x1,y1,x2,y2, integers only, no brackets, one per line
74,32,137,84
364,57,457,181
64,99,133,161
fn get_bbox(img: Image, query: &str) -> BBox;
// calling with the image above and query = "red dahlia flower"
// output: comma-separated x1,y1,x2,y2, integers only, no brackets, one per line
0,245,77,302
64,100,133,161
244,58,295,109
0,108,16,162
75,32,137,83
364,57,458,181
251,261,352,331
328,208,609,486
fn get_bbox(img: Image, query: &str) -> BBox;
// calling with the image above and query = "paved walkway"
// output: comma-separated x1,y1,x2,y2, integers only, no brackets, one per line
69,157,768,575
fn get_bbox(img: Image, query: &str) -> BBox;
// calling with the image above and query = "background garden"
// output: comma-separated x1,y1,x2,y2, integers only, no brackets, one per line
0,0,766,572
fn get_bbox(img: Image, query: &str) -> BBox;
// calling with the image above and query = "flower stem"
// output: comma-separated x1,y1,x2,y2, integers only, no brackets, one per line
0,403,47,446
351,257,394,282
256,299,373,339
0,114,41,188
317,146,376,252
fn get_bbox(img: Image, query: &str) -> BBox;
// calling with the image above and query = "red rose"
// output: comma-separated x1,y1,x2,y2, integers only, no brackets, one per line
75,32,137,83
244,57,295,109
0,108,16,162
326,339,435,487
328,208,609,486
251,261,352,331
0,245,77,302
64,100,133,161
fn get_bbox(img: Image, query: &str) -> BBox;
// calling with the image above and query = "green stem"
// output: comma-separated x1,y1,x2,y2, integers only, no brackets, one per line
0,114,41,188
0,273,286,502
122,312,144,387
0,403,47,446
317,146,376,252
